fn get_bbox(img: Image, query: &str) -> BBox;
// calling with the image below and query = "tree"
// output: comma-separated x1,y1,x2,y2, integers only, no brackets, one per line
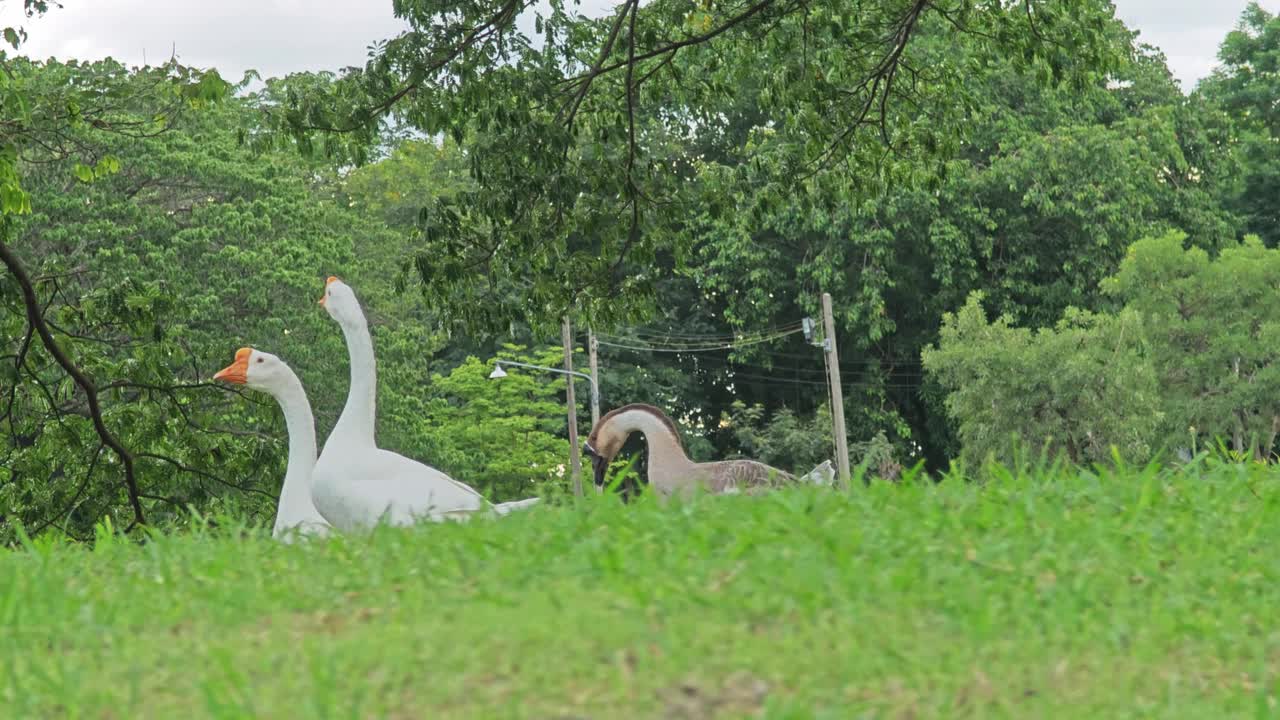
681,35,1234,464
926,230,1280,466
922,293,1160,466
337,138,474,229
256,0,1123,332
0,0,232,536
1197,3,1280,248
418,347,573,501
1104,231,1280,459
725,400,832,473
0,59,466,540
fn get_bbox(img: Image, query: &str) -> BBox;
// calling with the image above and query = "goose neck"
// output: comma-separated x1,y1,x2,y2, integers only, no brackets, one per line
271,371,323,534
334,316,377,446
617,410,694,475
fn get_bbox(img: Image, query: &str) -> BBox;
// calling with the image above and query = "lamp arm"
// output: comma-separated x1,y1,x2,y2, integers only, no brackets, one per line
495,359,591,383
494,359,600,412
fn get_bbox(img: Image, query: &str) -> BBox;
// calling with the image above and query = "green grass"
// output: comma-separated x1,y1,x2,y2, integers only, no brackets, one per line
4,461,1280,719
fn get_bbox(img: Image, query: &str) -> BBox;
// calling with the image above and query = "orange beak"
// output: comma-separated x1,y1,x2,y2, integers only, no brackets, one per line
213,347,252,384
318,275,339,306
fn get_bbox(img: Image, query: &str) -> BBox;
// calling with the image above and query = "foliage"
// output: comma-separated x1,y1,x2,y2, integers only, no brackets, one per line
337,137,473,229
924,113,1234,328
5,466,1280,717
850,430,903,483
258,0,1124,333
1105,231,1280,458
927,227,1280,465
923,293,1161,466
725,400,832,474
0,60,455,541
0,55,229,217
0,30,234,535
1197,2,1280,248
419,346,574,501
682,34,1234,465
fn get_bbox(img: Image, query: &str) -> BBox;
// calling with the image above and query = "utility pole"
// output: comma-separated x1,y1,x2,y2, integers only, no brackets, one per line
587,329,601,426
821,293,852,489
563,317,582,496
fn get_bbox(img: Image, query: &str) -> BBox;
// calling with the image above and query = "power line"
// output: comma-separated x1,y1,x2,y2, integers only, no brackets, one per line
612,323,808,343
742,347,925,365
716,369,919,390
597,319,803,341
597,332,921,366
588,312,922,414
595,327,803,348
672,353,925,379
595,326,805,353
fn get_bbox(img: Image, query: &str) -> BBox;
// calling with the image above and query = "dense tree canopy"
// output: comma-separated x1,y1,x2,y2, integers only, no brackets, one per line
260,0,1124,331
923,295,1159,466
0,2,237,536
1107,231,1280,460
3,1,1280,539
1197,3,1280,249
0,60,575,540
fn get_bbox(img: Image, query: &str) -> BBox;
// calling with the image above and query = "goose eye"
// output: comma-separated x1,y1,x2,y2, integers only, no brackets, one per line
256,358,264,363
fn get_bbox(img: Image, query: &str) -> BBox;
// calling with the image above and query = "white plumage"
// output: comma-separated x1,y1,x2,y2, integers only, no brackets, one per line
311,276,538,530
213,347,331,541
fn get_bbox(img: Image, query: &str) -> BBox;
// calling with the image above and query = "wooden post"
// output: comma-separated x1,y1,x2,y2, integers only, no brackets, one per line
588,329,601,426
563,317,582,496
822,293,852,488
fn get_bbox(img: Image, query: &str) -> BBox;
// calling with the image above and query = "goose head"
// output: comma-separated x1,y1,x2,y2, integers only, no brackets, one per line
584,418,626,489
213,347,293,394
584,404,684,490
317,275,364,328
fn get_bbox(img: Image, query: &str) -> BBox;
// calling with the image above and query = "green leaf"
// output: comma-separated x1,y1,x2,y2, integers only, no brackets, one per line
95,155,122,177
0,182,29,214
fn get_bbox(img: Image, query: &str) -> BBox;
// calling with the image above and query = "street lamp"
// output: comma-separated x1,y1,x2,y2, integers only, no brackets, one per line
488,359,599,420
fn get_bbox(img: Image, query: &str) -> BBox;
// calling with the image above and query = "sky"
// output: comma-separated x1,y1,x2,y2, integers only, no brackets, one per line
2,0,1278,92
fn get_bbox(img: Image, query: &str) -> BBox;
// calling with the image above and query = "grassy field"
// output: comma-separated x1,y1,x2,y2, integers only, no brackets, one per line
3,461,1280,719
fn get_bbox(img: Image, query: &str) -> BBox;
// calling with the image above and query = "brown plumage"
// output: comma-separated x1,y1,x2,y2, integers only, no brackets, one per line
584,403,799,497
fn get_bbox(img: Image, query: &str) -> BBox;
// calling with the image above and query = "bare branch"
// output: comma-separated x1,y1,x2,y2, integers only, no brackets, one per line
288,0,527,134
136,452,276,501
29,443,104,536
557,0,636,127
0,235,147,528
560,0,780,88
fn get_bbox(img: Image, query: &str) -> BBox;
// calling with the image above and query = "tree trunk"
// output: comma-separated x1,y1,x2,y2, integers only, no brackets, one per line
1263,415,1280,463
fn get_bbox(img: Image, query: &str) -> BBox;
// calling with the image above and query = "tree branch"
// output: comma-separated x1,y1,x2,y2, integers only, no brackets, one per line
559,0,780,87
557,0,636,128
0,236,146,528
611,0,641,285
136,451,276,501
289,0,527,134
29,443,104,536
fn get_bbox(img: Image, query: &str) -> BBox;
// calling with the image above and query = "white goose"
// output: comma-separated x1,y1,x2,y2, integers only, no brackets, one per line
213,347,331,540
311,276,540,530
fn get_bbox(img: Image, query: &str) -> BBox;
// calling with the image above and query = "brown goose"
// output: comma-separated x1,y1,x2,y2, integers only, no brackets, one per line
584,403,831,497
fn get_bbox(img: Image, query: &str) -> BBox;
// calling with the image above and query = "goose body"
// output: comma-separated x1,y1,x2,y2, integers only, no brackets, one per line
213,347,331,540
585,403,830,496
311,443,488,529
312,277,538,530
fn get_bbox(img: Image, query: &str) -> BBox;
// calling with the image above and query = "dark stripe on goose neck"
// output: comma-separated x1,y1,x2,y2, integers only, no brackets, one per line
589,403,682,449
